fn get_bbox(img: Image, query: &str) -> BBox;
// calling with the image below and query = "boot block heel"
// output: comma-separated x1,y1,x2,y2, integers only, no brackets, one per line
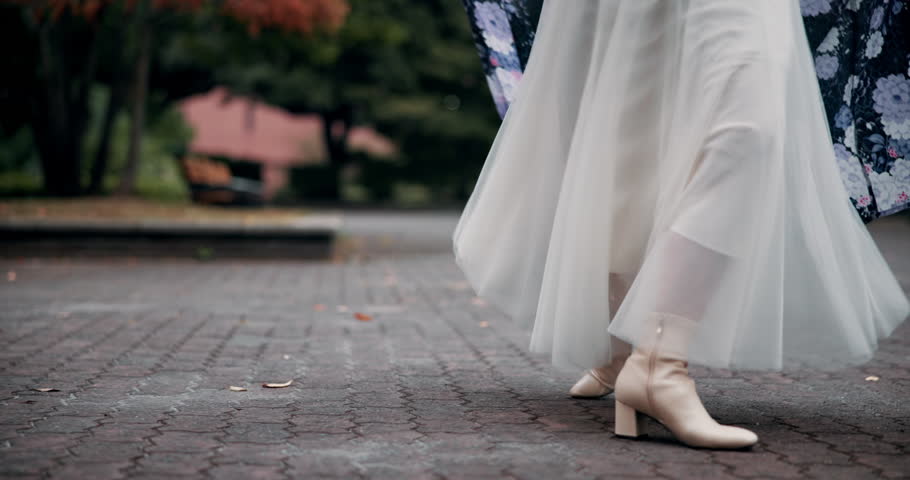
614,400,645,438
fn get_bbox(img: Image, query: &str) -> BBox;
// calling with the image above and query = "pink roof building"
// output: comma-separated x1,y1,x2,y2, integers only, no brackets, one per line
179,87,395,199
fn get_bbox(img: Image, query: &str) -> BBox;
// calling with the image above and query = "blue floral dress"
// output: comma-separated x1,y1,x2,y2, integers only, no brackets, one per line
464,0,910,221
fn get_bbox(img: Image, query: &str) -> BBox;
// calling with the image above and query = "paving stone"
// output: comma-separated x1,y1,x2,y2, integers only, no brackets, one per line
135,452,212,476
205,464,287,480
148,432,221,453
223,422,291,444
50,461,131,479
30,415,101,434
1,227,908,480
159,415,229,433
69,441,145,463
286,454,361,477
288,415,356,434
804,464,883,480
854,453,910,479
214,443,289,465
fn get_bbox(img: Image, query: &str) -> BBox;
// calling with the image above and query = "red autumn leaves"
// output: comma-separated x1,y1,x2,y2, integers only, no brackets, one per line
5,0,349,34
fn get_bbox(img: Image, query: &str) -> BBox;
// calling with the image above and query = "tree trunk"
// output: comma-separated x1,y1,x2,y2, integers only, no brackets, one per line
319,105,352,201
116,2,153,196
27,8,101,196
88,82,125,194
34,19,82,196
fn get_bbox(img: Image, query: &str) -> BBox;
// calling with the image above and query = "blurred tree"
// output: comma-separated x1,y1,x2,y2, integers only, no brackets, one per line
0,0,347,196
117,0,349,195
165,0,499,201
0,3,100,195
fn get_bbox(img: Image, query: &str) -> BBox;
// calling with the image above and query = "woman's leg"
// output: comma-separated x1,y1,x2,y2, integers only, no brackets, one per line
568,273,633,398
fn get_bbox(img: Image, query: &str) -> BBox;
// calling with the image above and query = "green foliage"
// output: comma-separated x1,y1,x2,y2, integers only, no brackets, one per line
0,127,39,173
75,85,192,200
1,0,498,203
160,0,498,203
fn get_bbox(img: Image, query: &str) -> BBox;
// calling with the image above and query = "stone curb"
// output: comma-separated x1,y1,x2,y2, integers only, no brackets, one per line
0,215,341,260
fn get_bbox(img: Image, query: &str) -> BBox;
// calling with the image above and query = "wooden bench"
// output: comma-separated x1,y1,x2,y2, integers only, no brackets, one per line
178,155,263,206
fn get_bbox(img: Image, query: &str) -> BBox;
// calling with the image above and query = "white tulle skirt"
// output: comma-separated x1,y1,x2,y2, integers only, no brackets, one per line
453,0,909,370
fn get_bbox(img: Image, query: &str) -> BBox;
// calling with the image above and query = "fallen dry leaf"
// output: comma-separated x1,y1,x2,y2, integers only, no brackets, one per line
354,312,373,322
229,386,248,392
865,375,880,382
471,297,488,307
336,305,350,313
7,271,16,282
262,380,294,388
478,321,490,328
33,388,59,392
313,304,327,312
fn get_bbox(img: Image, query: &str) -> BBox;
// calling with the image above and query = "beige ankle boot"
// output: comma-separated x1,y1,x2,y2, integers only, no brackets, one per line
613,313,758,449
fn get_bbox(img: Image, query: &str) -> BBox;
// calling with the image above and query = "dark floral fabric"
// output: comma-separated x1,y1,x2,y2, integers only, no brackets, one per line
464,0,910,221
461,0,543,117
802,0,910,220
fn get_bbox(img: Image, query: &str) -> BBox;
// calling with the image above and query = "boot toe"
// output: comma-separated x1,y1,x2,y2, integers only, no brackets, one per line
711,426,759,449
569,373,612,398
731,427,759,448
678,425,759,449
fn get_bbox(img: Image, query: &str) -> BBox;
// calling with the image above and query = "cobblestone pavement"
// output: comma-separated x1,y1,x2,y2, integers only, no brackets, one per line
1,215,909,479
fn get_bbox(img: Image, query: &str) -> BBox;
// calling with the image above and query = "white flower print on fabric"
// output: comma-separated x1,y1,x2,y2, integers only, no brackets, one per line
887,158,910,209
473,2,515,55
494,67,522,104
874,74,910,139
889,158,910,210
817,27,840,53
865,31,884,59
801,0,832,16
485,74,507,117
883,119,910,140
835,144,870,199
870,6,884,30
845,124,857,152
815,54,839,80
869,170,899,210
892,157,910,185
843,75,858,106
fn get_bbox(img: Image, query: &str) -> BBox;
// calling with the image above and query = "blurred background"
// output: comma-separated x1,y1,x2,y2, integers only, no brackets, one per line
0,0,500,216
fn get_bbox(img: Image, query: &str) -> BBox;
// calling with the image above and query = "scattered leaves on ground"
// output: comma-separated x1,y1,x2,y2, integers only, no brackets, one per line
262,380,294,388
229,386,248,392
354,312,373,322
336,305,349,313
478,321,490,328
313,304,327,312
33,388,59,392
471,297,487,307
865,375,881,382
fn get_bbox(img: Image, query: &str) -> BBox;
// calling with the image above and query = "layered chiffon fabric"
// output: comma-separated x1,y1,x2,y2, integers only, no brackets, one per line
453,0,909,370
